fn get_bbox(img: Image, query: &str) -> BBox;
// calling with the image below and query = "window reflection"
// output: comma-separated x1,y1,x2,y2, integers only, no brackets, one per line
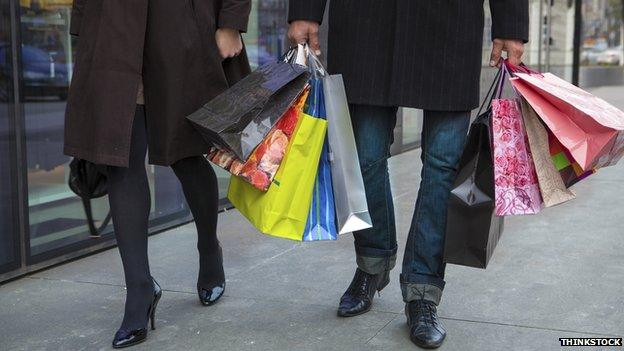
580,0,624,89
243,0,288,69
1,0,16,269
18,0,191,256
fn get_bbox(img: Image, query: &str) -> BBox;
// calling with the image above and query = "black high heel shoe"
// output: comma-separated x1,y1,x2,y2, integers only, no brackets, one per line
112,279,162,349
197,247,226,306
197,282,226,306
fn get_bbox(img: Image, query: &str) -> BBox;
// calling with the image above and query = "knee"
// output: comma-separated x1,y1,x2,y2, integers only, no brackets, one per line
359,152,390,174
171,156,203,173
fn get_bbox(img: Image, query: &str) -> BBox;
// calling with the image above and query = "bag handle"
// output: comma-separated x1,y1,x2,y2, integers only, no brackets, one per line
284,43,327,78
504,60,542,76
477,67,504,116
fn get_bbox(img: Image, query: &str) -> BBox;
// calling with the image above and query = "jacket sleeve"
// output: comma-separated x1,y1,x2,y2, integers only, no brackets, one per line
218,0,251,32
489,0,529,42
70,0,87,36
288,0,327,24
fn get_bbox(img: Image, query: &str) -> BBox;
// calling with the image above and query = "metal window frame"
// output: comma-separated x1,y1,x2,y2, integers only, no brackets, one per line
0,0,24,276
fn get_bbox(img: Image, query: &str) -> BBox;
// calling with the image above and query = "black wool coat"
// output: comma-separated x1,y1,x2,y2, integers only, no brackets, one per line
289,0,529,111
64,0,251,167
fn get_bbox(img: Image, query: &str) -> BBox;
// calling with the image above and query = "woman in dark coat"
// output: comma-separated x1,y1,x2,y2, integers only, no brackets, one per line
64,0,251,348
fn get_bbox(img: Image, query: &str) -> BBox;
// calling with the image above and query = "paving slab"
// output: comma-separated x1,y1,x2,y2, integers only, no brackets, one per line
0,278,126,351
0,277,396,351
367,315,607,351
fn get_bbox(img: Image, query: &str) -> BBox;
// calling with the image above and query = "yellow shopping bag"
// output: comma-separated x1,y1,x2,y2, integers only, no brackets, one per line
228,112,328,241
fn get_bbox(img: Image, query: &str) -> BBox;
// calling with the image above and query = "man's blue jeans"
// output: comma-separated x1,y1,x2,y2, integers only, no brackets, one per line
349,104,470,305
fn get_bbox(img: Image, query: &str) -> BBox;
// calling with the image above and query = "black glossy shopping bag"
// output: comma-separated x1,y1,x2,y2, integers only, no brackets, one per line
187,61,310,161
443,110,505,269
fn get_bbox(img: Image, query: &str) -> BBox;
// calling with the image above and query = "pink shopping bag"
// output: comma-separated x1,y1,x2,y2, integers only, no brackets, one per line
510,71,624,171
491,98,543,216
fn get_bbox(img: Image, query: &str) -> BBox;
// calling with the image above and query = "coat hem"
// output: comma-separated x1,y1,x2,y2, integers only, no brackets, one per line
64,145,129,168
148,145,212,167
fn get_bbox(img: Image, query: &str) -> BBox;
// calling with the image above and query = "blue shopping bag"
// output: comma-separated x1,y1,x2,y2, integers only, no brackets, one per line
302,78,338,241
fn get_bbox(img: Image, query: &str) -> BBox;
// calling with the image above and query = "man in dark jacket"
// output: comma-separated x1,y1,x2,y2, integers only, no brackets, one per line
288,1,528,348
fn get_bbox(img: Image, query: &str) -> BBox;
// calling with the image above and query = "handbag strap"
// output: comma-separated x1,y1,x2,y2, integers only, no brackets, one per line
81,196,112,238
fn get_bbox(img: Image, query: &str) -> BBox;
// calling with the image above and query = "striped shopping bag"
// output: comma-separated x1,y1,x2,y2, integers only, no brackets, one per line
302,78,338,241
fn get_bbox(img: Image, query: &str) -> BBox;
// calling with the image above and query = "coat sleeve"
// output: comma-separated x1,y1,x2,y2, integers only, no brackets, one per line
217,0,251,32
489,0,529,42
288,0,327,24
70,0,87,36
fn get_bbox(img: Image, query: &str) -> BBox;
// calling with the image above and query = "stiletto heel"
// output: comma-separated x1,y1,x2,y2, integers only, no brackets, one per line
112,278,162,349
149,289,161,330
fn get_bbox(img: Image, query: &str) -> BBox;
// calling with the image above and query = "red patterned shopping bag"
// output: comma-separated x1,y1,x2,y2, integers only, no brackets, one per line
207,87,310,191
491,99,543,216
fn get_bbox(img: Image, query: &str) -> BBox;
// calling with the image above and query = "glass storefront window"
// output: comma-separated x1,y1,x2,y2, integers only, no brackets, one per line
1,0,17,270
16,1,191,257
579,0,624,88
243,0,288,69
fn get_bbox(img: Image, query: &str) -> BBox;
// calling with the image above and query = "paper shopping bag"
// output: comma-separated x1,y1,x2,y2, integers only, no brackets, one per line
492,98,543,216
444,110,504,269
302,78,338,241
548,135,595,187
228,112,327,241
206,88,310,191
520,98,576,207
187,61,310,160
323,74,373,234
511,73,624,171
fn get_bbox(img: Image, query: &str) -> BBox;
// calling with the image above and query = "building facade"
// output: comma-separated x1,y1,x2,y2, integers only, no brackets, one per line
1,0,623,282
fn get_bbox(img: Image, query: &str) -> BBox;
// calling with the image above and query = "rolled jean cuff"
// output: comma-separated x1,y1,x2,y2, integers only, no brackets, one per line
356,253,397,275
400,274,445,305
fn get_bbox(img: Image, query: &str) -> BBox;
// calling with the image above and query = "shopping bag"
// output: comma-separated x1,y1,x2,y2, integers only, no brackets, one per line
549,135,595,187
510,71,624,171
321,68,373,234
187,61,310,160
228,111,328,241
492,98,543,215
206,88,310,191
444,109,504,269
520,98,576,207
292,43,372,235
302,78,338,241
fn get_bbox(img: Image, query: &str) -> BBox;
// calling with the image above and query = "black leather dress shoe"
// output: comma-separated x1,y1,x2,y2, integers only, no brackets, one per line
112,279,162,349
197,282,225,306
337,268,390,317
406,300,446,349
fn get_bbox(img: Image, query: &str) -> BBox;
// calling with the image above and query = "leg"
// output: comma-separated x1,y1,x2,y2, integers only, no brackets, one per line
401,110,470,304
107,106,154,331
170,157,223,291
350,104,399,277
337,104,398,318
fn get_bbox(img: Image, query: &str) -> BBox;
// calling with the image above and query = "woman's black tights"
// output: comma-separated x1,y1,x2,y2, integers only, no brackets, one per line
107,106,222,331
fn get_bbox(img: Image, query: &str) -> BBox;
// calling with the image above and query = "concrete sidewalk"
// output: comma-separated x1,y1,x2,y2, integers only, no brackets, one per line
1,88,623,351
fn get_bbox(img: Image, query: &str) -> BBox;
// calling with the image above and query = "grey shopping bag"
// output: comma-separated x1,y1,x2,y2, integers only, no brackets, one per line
323,74,373,234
